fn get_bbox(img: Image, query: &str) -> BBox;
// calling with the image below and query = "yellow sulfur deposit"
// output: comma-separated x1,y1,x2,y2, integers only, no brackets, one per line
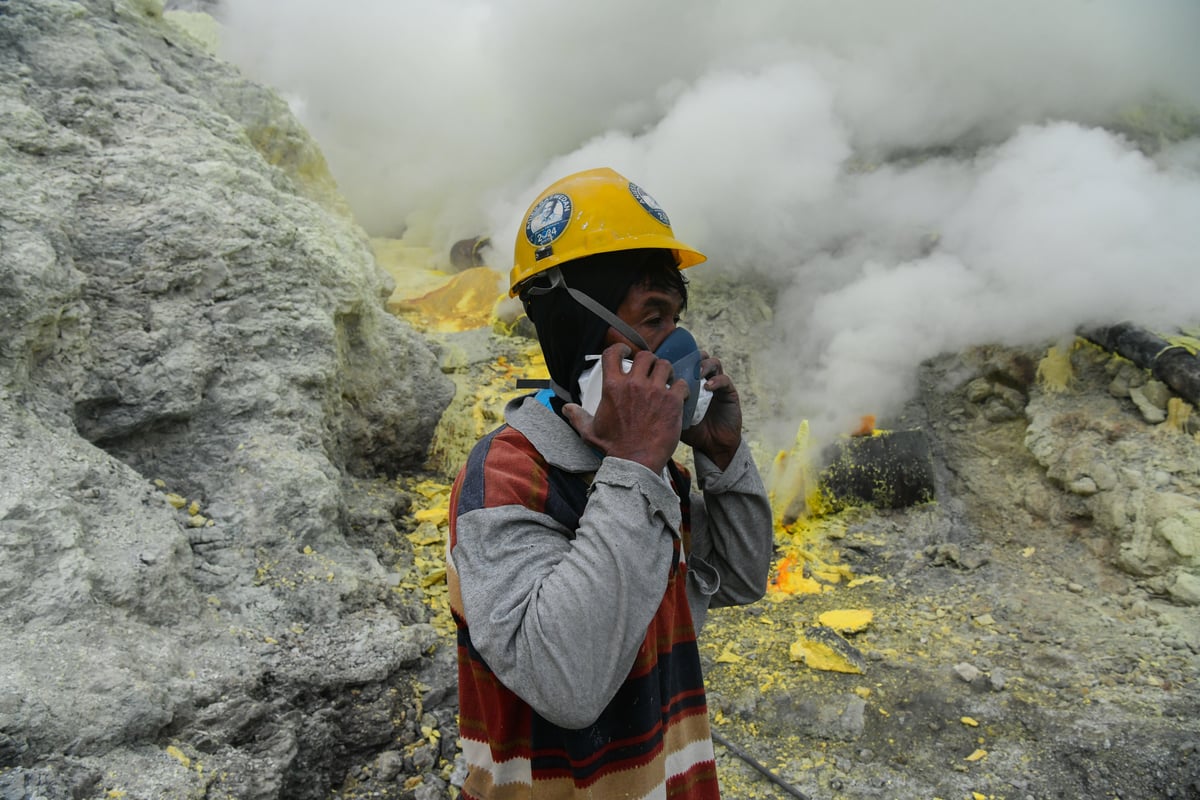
768,420,819,525
811,563,854,584
389,266,506,332
1165,332,1200,355
770,554,827,595
373,238,444,293
395,476,457,637
414,507,448,525
715,645,744,664
411,479,451,502
166,745,191,768
817,609,874,634
1164,397,1192,433
789,625,867,674
768,516,859,599
420,568,447,588
1036,343,1075,393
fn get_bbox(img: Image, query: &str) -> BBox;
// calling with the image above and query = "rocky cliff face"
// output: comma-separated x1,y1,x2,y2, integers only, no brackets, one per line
0,1,454,797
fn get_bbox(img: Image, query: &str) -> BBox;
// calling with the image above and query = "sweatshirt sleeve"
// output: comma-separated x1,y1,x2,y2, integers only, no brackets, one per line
686,438,774,623
450,440,681,730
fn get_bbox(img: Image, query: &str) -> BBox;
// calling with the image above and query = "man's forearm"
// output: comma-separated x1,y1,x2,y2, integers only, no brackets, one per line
453,457,680,728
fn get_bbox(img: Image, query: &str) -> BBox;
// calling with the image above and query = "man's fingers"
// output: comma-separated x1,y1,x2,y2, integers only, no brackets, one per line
601,342,633,375
703,373,733,393
652,356,679,389
561,403,593,437
628,349,661,378
699,355,723,381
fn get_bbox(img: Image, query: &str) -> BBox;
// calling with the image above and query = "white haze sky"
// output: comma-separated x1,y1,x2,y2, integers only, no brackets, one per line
217,0,1200,444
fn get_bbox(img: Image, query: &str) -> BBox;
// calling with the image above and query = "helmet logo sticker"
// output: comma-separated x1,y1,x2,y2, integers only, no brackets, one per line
526,193,572,247
628,182,670,226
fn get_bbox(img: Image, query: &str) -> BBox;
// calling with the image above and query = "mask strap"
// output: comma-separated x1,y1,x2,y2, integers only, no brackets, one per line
515,376,576,403
548,378,573,403
524,267,652,352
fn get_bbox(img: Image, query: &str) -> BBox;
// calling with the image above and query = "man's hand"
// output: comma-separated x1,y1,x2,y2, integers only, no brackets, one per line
563,344,687,474
680,352,743,471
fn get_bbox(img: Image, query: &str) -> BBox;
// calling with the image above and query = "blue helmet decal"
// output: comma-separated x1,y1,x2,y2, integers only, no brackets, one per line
526,193,572,247
628,182,670,227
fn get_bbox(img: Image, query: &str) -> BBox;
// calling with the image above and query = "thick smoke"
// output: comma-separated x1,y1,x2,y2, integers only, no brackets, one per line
218,0,1200,442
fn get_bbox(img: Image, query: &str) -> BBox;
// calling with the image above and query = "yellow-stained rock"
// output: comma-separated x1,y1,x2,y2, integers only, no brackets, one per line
164,10,220,55
420,568,447,588
407,528,444,547
715,645,744,664
414,507,448,525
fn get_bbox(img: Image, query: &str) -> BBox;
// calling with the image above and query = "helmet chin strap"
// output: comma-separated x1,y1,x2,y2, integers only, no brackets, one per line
522,266,652,352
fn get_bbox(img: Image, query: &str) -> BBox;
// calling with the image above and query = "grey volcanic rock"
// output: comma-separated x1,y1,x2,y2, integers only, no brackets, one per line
1025,345,1200,601
0,0,453,797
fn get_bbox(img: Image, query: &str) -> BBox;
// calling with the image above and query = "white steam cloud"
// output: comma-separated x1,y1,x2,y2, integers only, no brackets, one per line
217,0,1200,443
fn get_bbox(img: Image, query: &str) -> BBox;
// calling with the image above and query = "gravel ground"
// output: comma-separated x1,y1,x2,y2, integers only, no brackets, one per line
699,345,1200,800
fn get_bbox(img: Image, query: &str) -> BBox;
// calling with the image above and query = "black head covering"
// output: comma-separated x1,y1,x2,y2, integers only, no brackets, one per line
520,249,686,408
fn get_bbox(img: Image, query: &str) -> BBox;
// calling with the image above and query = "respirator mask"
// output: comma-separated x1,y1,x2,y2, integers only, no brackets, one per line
577,327,712,429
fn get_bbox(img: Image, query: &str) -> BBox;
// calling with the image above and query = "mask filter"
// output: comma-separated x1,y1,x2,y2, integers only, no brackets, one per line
577,327,712,429
653,327,706,429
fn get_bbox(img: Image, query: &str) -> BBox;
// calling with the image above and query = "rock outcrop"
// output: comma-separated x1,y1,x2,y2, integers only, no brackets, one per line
1025,343,1200,604
0,1,453,797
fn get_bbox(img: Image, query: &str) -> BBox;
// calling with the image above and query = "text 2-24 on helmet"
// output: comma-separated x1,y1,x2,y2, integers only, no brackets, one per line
509,167,706,297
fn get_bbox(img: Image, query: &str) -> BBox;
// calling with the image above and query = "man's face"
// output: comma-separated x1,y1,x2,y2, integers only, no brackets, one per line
603,281,685,354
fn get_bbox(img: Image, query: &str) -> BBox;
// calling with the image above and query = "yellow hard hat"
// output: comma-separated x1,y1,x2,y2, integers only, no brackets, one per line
509,167,706,296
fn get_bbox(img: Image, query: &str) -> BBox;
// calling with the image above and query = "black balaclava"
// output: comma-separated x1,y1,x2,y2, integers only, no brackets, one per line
520,249,685,410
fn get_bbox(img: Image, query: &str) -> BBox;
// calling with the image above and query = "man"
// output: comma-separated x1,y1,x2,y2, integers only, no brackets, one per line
447,167,774,799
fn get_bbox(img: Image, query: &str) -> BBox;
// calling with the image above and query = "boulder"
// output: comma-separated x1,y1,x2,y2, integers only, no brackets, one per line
0,1,453,796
